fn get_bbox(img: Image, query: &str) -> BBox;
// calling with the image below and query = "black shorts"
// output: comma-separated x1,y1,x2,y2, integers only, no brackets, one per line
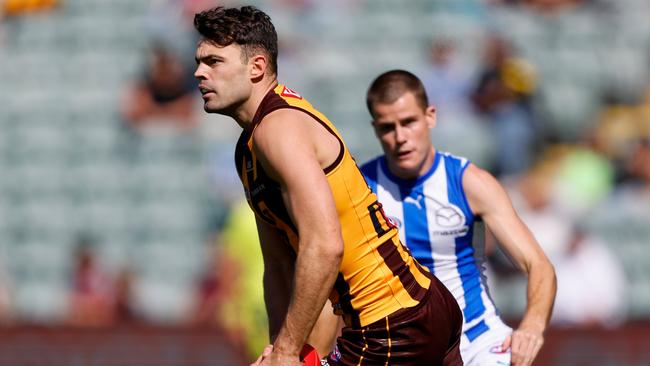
328,273,463,365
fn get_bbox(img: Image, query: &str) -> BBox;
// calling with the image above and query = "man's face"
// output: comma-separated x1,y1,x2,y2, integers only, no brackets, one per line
371,92,436,180
194,41,252,115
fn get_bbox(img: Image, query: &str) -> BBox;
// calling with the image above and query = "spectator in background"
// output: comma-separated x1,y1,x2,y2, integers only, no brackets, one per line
2,0,58,16
550,228,627,327
120,42,198,133
419,37,496,169
67,238,113,327
111,266,139,325
191,245,233,328
504,149,627,327
421,38,474,121
67,237,140,326
0,262,11,325
586,132,650,322
471,35,539,177
1,0,59,45
191,200,268,362
523,0,584,15
627,138,650,191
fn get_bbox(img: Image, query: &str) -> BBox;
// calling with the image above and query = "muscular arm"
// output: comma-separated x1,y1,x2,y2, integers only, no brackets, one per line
253,110,344,363
463,164,556,366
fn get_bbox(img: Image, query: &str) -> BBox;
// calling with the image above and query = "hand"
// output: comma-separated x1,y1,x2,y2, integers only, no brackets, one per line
501,326,544,366
250,345,274,366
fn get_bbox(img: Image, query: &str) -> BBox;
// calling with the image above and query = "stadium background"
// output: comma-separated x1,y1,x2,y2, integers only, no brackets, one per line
1,0,650,364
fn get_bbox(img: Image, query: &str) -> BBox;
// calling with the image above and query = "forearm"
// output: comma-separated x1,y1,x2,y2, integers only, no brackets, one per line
273,241,341,357
520,260,556,332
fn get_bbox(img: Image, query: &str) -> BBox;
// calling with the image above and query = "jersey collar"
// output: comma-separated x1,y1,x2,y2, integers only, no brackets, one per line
379,149,440,187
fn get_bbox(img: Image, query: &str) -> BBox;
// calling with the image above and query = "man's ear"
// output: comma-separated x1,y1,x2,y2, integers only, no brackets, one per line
250,54,268,79
425,105,437,129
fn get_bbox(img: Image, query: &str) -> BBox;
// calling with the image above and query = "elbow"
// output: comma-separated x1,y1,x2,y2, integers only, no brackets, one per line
326,240,344,267
543,256,556,279
548,262,558,291
300,231,344,270
334,242,344,264
319,238,343,269
536,257,557,293
527,255,557,281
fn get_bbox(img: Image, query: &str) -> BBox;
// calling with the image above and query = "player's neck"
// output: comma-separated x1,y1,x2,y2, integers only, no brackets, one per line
235,77,278,133
416,147,437,178
389,147,437,181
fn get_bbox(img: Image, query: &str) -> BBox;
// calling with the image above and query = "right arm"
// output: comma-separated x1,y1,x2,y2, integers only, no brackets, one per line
464,164,556,366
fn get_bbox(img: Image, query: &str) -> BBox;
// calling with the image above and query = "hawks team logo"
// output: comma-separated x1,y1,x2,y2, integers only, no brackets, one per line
387,216,402,229
281,86,302,99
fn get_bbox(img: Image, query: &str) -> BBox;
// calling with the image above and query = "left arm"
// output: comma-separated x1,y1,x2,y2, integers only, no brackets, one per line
463,164,556,366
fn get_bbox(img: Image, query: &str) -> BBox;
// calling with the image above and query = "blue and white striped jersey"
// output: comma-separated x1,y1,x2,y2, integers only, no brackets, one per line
361,151,506,345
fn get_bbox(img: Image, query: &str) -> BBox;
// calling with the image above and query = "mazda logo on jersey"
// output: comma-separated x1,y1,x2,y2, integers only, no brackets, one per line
430,201,469,238
435,205,464,227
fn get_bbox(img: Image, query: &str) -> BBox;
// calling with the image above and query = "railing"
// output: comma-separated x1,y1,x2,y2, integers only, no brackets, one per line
0,325,250,365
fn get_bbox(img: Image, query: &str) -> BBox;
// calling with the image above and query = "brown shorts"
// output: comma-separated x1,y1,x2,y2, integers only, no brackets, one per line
328,273,463,366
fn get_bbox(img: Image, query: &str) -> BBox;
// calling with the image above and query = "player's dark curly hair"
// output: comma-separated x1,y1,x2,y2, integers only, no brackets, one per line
366,70,429,118
194,6,278,75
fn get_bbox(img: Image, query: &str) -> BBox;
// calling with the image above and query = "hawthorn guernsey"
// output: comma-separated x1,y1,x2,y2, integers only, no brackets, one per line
235,84,432,327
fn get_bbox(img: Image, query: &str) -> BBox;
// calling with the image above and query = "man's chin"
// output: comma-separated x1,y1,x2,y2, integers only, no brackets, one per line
391,162,419,180
203,104,224,114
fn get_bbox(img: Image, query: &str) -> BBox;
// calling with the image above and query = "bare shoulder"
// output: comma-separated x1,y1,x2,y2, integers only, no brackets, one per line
252,109,313,159
462,164,501,194
253,109,312,142
251,108,325,183
253,108,340,172
462,163,509,215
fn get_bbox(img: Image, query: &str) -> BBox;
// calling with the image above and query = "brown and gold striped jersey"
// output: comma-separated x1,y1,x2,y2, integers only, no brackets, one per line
235,84,432,327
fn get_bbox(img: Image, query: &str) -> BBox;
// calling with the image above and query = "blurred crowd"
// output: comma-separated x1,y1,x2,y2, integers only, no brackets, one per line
1,0,650,361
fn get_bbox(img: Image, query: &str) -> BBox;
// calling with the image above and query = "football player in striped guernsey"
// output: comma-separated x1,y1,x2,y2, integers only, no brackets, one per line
360,70,556,366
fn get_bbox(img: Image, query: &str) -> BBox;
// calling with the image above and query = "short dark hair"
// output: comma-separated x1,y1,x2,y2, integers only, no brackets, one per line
194,6,278,75
366,70,429,118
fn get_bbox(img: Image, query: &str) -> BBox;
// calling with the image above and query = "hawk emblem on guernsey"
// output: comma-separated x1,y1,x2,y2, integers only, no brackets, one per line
281,86,302,99
387,216,401,229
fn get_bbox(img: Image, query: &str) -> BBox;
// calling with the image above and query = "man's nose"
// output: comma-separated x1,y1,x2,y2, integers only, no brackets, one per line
194,65,207,80
395,125,407,143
